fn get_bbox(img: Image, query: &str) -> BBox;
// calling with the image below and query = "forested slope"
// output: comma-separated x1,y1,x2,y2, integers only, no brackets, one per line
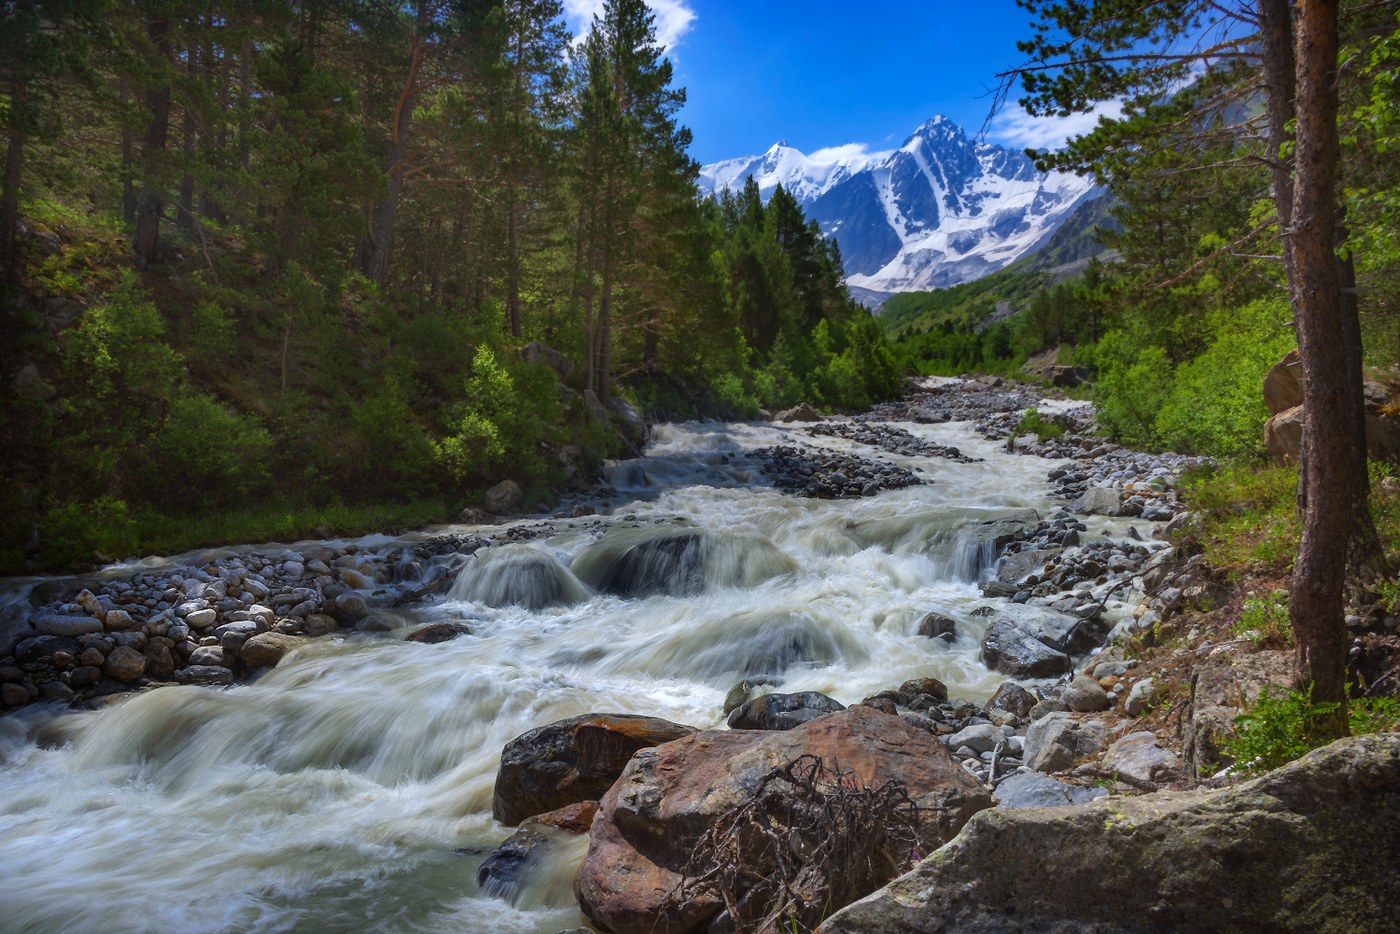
0,1,899,572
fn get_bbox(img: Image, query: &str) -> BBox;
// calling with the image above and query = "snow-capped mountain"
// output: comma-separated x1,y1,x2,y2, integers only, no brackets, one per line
698,116,1100,296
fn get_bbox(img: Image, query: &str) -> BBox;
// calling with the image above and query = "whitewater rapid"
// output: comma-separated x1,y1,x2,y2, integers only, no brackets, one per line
0,415,1078,933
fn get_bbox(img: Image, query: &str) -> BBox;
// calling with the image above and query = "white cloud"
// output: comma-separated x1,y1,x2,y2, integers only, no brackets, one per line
563,0,697,53
806,142,893,165
987,100,1126,152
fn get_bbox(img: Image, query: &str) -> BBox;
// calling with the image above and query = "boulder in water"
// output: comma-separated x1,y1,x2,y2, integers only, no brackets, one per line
405,622,472,644
453,546,589,611
574,706,993,934
476,801,597,904
917,612,958,642
980,617,1071,678
726,691,845,730
239,632,305,668
575,530,708,598
774,402,820,422
819,734,1400,933
492,713,696,825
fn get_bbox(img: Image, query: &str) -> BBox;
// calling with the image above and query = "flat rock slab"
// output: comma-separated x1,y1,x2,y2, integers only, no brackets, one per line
994,771,1109,808
818,734,1400,933
575,706,993,934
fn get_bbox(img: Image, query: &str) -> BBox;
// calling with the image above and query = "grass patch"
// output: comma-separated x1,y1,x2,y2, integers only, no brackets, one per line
1179,462,1300,572
1228,590,1292,648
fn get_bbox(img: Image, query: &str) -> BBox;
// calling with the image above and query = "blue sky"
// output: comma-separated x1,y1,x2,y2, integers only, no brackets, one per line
563,0,1120,164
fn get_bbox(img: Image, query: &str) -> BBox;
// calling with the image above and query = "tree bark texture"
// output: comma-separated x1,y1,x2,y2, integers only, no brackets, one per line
133,17,173,267
1287,0,1351,738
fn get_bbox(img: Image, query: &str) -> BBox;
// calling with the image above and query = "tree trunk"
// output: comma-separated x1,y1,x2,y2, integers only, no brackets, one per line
177,42,198,234
133,17,173,267
1258,0,1296,279
0,80,24,283
1287,0,1351,739
365,3,428,286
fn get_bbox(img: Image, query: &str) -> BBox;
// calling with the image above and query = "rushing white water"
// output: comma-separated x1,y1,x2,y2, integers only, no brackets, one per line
0,416,1099,934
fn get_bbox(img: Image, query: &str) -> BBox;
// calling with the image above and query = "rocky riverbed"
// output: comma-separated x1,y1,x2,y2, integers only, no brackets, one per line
12,374,1379,934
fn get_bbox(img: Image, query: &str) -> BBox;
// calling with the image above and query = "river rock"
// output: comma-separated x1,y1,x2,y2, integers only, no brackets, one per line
492,713,697,825
980,616,1071,678
239,632,305,668
1124,677,1156,717
727,690,845,730
103,608,136,631
1072,486,1123,517
1023,712,1106,773
984,681,1037,721
895,677,949,705
331,592,368,625
102,645,146,683
774,402,820,422
177,665,235,685
405,622,472,644
3,683,32,706
34,613,103,637
917,612,958,642
477,802,597,904
484,479,524,515
185,608,218,630
820,734,1400,934
574,706,993,934
1102,731,1179,785
993,771,1109,808
945,723,1004,755
1062,676,1111,712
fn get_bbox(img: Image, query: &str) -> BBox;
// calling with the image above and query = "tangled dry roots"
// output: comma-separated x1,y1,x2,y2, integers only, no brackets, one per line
665,754,922,933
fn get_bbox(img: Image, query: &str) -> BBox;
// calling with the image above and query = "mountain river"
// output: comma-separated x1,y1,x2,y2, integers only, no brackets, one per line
0,402,1148,933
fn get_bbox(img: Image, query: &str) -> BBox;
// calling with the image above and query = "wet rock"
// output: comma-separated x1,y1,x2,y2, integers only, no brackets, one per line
492,713,697,826
477,802,597,904
102,645,147,683
993,771,1109,808
331,593,369,625
176,665,235,685
405,623,473,644
895,677,949,705
356,614,395,633
575,707,993,934
722,679,757,716
819,735,1400,934
239,632,305,668
3,683,31,706
16,635,80,665
917,612,958,642
726,691,845,730
1024,712,1106,773
1062,676,1111,713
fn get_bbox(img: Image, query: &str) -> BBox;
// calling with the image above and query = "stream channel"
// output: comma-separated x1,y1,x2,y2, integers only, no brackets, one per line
0,399,1149,933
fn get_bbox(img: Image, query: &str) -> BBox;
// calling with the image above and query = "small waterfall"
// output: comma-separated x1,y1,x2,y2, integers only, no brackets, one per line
572,528,710,597
449,545,591,610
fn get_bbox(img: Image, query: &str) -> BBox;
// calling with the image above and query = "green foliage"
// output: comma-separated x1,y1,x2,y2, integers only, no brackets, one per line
1179,462,1301,571
152,394,274,508
1013,408,1066,441
1230,591,1292,648
1226,686,1338,777
1227,687,1400,777
40,496,139,568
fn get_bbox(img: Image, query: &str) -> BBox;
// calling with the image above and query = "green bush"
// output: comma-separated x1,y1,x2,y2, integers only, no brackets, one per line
41,496,139,567
153,393,275,507
1014,408,1066,441
1230,590,1292,647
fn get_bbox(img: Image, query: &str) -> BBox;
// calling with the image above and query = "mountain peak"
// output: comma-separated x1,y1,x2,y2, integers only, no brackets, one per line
697,116,1099,294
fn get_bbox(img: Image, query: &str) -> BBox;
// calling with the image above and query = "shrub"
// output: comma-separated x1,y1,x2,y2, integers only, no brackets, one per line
1226,687,1400,776
1229,590,1292,648
1013,408,1066,441
152,393,274,508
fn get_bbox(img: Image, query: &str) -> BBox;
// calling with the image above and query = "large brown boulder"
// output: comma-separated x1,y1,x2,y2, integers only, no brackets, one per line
1262,348,1303,415
818,733,1400,934
1264,404,1304,464
491,713,696,825
574,706,993,934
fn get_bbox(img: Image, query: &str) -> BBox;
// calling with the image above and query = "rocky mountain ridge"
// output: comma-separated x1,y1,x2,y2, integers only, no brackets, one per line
699,116,1100,298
